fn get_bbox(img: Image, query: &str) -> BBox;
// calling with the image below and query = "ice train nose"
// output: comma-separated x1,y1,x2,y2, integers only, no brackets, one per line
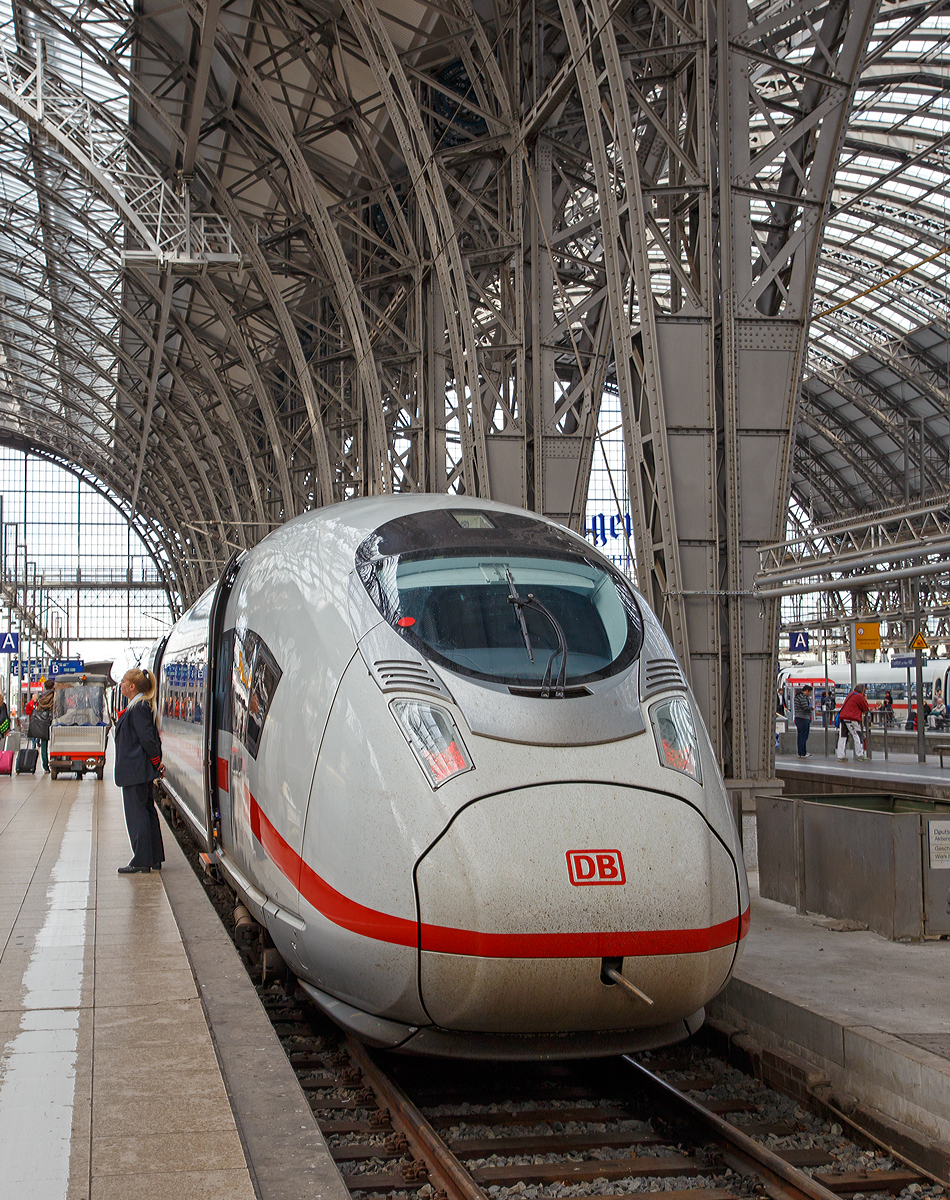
414,783,742,1033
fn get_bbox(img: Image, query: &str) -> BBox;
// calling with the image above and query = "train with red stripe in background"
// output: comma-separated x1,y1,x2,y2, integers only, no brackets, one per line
779,661,950,726
150,496,749,1058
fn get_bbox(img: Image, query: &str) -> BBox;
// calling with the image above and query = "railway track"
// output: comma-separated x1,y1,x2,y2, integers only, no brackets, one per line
171,822,940,1200
256,986,931,1200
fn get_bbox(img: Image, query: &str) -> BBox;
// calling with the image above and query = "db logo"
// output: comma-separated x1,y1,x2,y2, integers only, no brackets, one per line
566,849,626,886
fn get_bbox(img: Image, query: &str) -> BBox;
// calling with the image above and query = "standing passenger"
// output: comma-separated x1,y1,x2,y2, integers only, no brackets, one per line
115,668,165,874
793,685,813,758
28,679,55,773
837,683,870,761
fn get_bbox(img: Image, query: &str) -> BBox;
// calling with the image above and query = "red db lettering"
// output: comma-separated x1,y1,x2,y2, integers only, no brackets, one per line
566,849,626,886
573,854,596,881
596,854,619,879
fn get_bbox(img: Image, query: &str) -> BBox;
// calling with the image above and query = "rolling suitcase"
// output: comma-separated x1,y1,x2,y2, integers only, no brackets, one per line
0,749,14,775
16,746,38,775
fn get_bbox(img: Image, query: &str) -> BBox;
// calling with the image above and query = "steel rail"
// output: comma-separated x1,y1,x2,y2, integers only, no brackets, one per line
622,1056,841,1200
344,1037,488,1200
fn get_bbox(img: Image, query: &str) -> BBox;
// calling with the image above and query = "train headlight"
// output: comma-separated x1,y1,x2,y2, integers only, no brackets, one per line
390,700,474,788
650,696,702,784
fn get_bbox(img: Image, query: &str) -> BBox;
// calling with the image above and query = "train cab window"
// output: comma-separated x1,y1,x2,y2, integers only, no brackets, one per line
231,629,282,758
357,510,643,688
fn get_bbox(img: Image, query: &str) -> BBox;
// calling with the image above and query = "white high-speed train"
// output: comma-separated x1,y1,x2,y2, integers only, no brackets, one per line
152,496,749,1058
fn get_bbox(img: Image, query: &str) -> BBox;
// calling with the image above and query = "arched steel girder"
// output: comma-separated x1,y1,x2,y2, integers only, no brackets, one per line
337,0,492,499
0,43,282,569
804,368,907,445
0,354,212,602
10,0,389,516
0,217,238,575
184,0,389,502
157,54,387,510
0,259,228,595
0,436,184,615
555,0,688,669
796,403,902,498
814,321,950,413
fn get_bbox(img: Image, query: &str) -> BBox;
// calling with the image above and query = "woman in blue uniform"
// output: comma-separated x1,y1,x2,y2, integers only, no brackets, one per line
114,667,165,874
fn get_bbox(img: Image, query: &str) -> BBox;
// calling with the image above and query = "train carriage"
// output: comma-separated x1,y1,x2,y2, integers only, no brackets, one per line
153,495,749,1058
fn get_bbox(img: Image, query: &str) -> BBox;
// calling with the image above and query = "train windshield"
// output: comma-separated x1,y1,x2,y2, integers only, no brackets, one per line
357,510,643,687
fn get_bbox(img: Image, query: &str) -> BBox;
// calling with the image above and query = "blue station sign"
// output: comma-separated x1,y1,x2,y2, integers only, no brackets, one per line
50,659,85,676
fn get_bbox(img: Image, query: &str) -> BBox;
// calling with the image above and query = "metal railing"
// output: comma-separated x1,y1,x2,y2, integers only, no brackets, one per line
0,25,241,271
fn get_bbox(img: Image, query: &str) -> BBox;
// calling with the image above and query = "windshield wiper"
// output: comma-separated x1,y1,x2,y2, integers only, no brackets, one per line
506,569,534,663
506,576,568,699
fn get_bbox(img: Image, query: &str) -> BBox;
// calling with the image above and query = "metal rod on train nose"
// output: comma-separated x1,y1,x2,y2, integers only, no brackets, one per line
604,967,654,1006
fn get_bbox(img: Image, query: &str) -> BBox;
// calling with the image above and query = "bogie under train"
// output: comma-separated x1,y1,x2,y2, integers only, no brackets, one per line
153,496,749,1058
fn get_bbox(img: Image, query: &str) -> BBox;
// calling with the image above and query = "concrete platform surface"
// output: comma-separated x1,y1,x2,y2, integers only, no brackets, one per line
710,865,950,1155
775,749,950,803
0,760,349,1200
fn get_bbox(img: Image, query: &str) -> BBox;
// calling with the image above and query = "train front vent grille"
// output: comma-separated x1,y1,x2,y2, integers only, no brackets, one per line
372,660,450,700
642,658,686,696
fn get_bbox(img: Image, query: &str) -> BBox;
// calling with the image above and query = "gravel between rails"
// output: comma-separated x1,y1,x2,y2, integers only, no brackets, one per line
163,805,947,1200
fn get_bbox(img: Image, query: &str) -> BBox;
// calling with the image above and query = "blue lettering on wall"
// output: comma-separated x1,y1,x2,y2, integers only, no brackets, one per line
587,511,632,548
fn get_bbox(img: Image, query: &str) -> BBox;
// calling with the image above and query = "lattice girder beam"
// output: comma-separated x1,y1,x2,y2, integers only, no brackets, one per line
714,0,880,787
0,193,248,567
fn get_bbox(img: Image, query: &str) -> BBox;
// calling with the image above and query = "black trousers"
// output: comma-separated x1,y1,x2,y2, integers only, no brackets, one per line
122,782,165,868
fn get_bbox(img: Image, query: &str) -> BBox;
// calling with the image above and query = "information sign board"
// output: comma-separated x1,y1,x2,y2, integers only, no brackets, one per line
50,659,84,676
891,654,920,669
928,820,950,870
0,632,18,654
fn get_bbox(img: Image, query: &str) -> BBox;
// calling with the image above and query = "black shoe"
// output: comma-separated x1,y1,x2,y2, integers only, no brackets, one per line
151,863,163,871
117,864,151,874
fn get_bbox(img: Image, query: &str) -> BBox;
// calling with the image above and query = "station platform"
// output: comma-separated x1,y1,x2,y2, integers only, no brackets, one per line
711,860,950,1178
0,765,347,1200
776,742,950,801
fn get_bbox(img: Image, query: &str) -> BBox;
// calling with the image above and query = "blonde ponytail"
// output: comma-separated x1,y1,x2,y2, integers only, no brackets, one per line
124,667,157,713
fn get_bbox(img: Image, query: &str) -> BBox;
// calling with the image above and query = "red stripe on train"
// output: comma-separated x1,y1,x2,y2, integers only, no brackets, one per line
224,760,749,958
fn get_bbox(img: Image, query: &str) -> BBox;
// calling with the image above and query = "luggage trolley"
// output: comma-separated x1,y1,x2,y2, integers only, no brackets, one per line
48,674,111,779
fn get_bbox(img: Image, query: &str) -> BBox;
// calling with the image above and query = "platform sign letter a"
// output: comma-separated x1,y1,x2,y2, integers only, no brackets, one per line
789,631,809,652
0,632,18,654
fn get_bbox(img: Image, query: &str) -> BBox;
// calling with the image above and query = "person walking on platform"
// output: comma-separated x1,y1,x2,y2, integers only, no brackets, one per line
793,685,813,757
837,683,870,761
114,667,165,875
27,678,55,772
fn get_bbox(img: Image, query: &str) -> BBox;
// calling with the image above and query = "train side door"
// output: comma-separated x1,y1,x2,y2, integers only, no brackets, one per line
206,551,241,855
212,629,235,850
227,626,297,912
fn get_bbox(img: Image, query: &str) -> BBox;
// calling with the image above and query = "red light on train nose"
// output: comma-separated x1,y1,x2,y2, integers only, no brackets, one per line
397,617,415,627
425,739,467,782
390,699,474,788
